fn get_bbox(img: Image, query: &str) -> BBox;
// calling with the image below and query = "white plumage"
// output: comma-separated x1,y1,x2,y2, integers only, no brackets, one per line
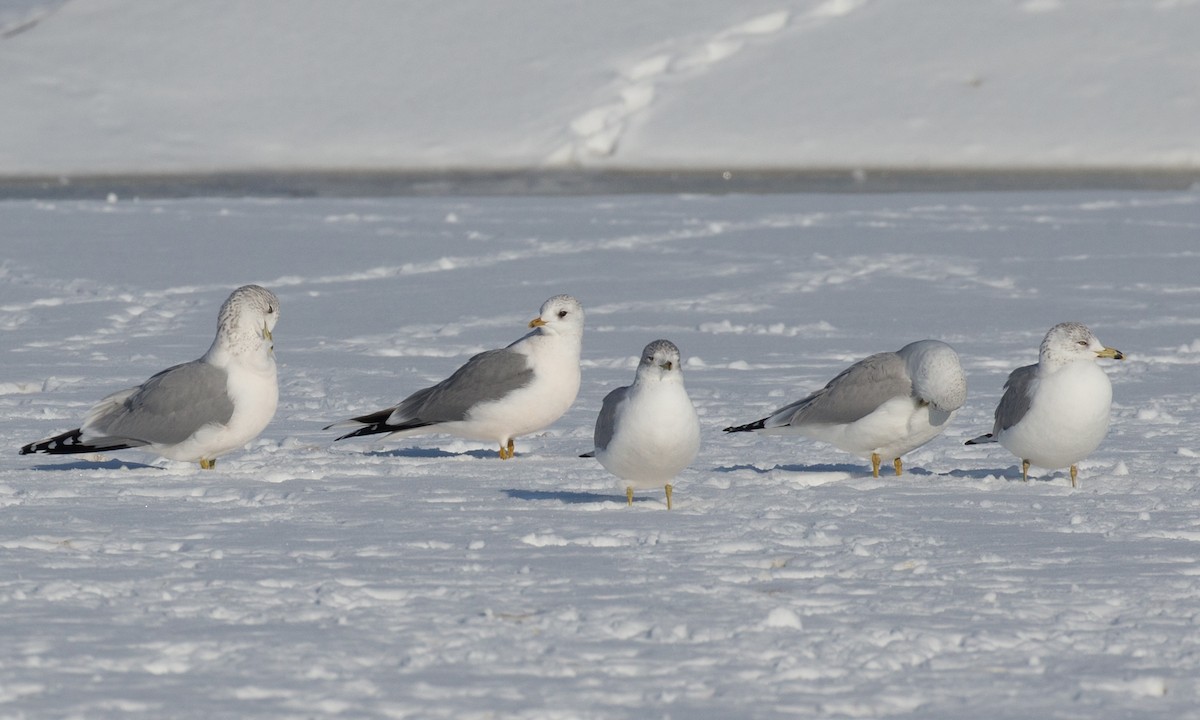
328,295,583,459
726,339,967,477
589,340,700,509
967,322,1124,487
21,285,280,469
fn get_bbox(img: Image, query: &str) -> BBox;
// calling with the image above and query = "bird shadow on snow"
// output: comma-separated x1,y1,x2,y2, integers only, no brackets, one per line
944,466,1072,484
713,462,865,475
713,463,1038,483
25,458,163,472
504,489,641,505
360,446,497,460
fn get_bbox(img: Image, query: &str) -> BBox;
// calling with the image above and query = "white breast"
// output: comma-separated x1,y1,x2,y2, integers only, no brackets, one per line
597,380,700,489
157,353,278,463
998,361,1112,469
454,332,581,443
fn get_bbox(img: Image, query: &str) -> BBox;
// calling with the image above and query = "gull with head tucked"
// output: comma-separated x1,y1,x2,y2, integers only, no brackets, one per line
327,295,584,459
20,285,280,469
725,339,967,477
966,322,1124,487
583,340,700,509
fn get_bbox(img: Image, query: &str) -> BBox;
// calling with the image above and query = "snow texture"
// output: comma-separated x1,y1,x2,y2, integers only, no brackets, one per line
1,0,1199,174
3,191,1199,718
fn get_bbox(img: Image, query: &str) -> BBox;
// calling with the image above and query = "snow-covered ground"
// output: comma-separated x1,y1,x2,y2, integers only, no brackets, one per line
2,0,1199,175
2,191,1199,718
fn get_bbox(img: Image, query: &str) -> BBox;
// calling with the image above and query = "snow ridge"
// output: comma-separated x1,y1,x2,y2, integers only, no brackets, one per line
548,4,869,165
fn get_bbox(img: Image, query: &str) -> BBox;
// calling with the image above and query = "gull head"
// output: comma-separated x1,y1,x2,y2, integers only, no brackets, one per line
636,339,684,381
1040,322,1124,367
527,294,584,337
217,285,280,351
898,339,967,412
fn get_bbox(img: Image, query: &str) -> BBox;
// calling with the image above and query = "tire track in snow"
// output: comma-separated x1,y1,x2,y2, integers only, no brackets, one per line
546,0,869,165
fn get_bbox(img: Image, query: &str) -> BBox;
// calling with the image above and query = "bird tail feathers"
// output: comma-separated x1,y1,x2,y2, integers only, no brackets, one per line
326,408,439,441
723,418,767,433
20,428,139,455
964,433,996,446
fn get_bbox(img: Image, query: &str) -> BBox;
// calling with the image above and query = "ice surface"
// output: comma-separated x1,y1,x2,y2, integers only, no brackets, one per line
2,191,1199,717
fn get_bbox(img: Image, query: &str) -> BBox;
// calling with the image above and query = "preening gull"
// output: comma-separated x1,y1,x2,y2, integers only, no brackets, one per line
327,295,583,459
966,322,1124,487
725,339,967,476
583,340,700,509
20,285,280,469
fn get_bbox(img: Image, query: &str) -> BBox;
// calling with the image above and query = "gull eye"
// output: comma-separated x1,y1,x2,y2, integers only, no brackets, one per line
557,310,568,318
1077,340,1088,346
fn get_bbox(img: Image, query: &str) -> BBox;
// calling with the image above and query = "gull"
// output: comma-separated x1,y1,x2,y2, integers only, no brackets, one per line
20,285,280,469
966,322,1124,487
725,340,966,477
327,294,583,459
583,340,700,509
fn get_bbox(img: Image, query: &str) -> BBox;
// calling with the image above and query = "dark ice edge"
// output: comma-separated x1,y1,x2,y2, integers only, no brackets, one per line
1,167,1198,200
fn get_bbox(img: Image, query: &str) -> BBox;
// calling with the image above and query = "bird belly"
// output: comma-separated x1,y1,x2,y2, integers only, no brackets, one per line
459,356,581,443
156,362,278,462
998,364,1111,469
597,386,700,488
877,404,957,459
799,396,930,459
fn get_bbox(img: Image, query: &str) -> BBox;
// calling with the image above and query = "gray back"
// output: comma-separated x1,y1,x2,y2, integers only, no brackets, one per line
98,361,235,444
773,352,911,427
397,348,533,423
593,385,630,452
993,364,1037,435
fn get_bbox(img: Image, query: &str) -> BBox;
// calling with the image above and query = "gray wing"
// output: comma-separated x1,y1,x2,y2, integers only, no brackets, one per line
593,385,630,452
768,352,912,428
993,364,1037,435
87,361,235,445
391,348,534,424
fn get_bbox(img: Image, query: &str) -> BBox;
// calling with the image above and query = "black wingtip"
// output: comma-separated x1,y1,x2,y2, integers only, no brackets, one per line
327,407,418,441
579,451,596,458
332,425,383,442
330,417,439,442
20,428,135,455
724,418,767,433
964,433,993,446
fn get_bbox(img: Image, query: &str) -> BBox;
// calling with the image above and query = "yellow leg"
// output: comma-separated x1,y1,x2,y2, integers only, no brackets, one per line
871,453,881,478
507,438,515,457
1070,465,1078,488
199,458,215,470
665,484,673,511
1022,459,1030,482
498,439,515,460
626,486,634,506
893,457,903,477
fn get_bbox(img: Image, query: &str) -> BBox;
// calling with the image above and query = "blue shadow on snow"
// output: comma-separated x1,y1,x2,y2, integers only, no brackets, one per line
361,446,497,460
713,462,865,475
26,458,163,471
504,489,645,505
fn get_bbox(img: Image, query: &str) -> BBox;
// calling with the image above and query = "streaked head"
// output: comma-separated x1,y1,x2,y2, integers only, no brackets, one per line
637,339,684,379
1040,322,1124,365
218,285,280,347
898,339,967,412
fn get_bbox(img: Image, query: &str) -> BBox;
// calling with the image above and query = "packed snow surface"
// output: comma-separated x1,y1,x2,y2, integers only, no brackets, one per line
1,0,1199,174
2,191,1199,718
